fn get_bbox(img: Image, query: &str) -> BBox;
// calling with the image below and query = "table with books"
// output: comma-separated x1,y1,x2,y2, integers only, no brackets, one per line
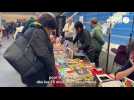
51,42,134,87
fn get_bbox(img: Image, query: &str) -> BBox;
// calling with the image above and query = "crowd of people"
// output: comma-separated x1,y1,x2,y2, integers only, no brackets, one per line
62,17,104,67
58,16,134,83
0,18,27,46
2,12,134,87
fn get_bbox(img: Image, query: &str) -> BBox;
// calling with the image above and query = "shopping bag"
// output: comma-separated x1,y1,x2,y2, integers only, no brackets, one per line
3,31,44,79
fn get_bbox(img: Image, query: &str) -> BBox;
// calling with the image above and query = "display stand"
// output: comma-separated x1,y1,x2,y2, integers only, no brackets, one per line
129,16,134,44
105,23,112,73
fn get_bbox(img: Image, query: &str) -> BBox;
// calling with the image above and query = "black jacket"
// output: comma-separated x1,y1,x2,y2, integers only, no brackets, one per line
31,28,55,76
73,30,91,51
23,27,55,86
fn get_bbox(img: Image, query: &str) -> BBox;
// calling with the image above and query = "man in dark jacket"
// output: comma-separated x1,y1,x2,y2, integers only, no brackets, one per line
73,22,91,51
22,13,57,87
73,21,92,60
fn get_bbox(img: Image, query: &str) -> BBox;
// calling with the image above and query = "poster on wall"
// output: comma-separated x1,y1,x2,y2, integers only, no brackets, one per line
79,16,84,23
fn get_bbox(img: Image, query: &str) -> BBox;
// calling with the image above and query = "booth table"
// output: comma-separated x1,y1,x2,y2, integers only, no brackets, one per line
50,43,134,87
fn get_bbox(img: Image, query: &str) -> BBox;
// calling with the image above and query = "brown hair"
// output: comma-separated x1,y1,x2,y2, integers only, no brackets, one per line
91,18,98,25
